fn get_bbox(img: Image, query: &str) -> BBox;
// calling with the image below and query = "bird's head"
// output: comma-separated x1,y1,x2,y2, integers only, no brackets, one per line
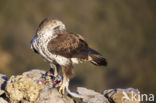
36,17,66,36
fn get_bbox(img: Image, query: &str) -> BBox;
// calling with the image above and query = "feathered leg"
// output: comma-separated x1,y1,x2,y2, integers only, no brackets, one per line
59,63,73,95
50,63,60,77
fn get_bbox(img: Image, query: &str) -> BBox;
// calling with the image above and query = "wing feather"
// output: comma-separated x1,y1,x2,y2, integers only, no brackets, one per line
48,31,89,60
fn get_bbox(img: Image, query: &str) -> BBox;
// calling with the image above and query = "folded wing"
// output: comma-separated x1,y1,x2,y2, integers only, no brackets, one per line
47,31,89,60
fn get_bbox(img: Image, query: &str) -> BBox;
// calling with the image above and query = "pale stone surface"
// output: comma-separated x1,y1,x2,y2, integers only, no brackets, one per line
6,75,42,103
0,69,141,103
36,87,74,103
0,97,8,103
22,69,46,81
77,87,109,103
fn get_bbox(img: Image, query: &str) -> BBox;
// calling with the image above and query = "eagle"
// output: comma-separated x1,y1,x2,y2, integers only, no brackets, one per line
31,17,107,95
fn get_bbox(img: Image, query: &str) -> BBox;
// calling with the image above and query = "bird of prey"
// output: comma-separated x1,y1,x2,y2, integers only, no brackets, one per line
31,17,107,95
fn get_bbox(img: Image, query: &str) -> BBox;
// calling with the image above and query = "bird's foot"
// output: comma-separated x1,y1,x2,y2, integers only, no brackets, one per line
59,84,66,95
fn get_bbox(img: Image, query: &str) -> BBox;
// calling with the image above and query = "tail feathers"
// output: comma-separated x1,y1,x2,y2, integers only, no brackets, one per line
89,48,107,66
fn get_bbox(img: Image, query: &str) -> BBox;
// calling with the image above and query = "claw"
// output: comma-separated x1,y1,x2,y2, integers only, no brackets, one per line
59,84,66,95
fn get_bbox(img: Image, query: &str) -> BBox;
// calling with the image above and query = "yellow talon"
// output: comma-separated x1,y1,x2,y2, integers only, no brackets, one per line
59,84,66,95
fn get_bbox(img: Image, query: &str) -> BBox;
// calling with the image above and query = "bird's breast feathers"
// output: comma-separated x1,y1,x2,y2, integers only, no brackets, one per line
31,32,79,66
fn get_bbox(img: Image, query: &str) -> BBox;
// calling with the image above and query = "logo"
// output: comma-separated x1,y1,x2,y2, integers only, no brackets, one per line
122,91,154,102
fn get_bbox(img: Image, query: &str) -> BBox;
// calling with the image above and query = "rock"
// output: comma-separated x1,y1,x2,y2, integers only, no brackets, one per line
103,88,140,103
6,75,43,103
36,87,74,103
0,74,8,103
0,69,141,103
0,74,7,99
0,74,7,96
77,87,110,103
0,97,8,103
22,69,46,81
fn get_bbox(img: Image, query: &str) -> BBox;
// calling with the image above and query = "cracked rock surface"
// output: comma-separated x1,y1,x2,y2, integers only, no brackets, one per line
0,69,140,103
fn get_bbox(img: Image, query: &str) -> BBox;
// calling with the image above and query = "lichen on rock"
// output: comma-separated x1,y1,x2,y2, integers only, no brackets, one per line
0,69,141,103
6,75,42,103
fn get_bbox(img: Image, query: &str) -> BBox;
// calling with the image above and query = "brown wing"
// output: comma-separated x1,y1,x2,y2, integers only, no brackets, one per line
48,31,89,59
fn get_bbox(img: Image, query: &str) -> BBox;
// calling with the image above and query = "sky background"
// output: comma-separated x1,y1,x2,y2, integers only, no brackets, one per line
0,0,155,99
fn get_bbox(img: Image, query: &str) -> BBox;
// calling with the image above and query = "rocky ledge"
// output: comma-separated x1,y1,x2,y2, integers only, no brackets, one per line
0,69,140,103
